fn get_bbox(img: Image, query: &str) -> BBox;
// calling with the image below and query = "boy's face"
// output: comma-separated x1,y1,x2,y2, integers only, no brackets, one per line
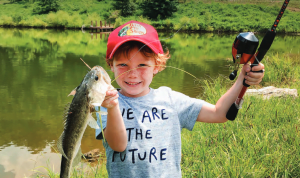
111,47,159,98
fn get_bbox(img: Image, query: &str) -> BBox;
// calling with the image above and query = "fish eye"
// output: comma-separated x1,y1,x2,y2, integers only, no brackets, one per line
95,76,98,81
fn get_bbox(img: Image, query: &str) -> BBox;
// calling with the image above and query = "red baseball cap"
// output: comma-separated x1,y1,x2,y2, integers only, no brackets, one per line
106,20,164,59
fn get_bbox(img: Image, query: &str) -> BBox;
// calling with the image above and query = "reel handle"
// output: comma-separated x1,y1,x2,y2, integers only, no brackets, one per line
229,70,238,80
226,0,289,121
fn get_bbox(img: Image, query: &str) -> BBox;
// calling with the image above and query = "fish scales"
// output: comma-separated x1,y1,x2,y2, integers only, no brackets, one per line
58,66,111,178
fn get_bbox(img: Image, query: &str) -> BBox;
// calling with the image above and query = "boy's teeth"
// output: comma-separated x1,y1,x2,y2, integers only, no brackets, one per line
126,82,140,85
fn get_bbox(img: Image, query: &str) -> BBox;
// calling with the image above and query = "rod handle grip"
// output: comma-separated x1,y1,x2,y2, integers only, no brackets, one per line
243,65,264,87
226,103,239,121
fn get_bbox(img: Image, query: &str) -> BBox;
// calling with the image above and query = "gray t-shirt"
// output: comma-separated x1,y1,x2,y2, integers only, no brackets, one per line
95,87,206,178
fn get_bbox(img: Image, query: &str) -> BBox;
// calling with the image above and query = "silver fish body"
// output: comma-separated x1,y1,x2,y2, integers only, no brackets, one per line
58,66,111,178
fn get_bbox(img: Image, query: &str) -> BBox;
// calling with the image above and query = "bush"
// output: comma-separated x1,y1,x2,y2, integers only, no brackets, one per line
12,14,23,24
190,17,199,30
140,0,178,20
46,11,70,27
114,17,123,28
18,19,30,27
174,16,189,31
164,19,173,30
33,0,59,14
138,16,151,25
0,15,14,26
31,17,47,27
85,12,102,27
112,0,136,17
67,13,83,28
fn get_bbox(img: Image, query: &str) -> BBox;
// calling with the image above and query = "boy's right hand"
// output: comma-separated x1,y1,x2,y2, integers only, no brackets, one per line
102,85,119,109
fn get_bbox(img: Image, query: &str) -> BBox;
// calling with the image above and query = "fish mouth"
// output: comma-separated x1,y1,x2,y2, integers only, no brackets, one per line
125,81,142,86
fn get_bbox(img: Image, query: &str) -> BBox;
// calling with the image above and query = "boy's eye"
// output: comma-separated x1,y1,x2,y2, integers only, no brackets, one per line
119,64,127,67
139,64,147,67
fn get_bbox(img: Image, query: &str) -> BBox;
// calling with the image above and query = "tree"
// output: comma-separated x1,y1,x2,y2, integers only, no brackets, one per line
140,0,178,20
33,0,59,14
112,0,137,17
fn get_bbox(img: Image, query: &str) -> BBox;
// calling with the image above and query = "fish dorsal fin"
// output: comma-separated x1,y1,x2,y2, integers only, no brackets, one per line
72,147,82,167
87,114,100,129
57,131,69,160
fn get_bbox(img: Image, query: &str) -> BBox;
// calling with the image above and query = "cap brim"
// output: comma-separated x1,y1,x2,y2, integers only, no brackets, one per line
108,38,161,59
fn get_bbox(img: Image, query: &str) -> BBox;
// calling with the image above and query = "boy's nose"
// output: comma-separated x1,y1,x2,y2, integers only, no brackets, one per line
127,68,138,77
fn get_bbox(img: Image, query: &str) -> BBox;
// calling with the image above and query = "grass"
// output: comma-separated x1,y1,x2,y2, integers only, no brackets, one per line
182,94,300,177
181,53,300,177
0,0,300,32
32,154,108,177
35,53,299,177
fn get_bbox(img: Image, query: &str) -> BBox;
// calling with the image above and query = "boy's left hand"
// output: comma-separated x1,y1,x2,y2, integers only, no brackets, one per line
242,63,265,86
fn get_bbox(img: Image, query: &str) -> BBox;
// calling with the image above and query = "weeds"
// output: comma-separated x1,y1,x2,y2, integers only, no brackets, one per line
1,1,300,32
33,53,299,177
181,53,300,177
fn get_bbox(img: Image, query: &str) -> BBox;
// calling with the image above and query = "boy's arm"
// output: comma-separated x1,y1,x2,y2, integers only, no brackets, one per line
197,63,264,123
101,87,127,152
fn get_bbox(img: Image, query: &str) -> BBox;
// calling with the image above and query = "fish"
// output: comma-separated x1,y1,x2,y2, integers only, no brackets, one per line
57,65,111,178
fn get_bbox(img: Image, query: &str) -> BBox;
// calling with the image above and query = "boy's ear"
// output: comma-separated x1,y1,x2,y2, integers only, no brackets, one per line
110,64,114,72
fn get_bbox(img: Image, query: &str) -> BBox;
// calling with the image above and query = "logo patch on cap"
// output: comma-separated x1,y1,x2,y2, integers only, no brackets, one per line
118,23,146,37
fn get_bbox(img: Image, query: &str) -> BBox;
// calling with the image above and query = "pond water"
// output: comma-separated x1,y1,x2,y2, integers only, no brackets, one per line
0,28,299,177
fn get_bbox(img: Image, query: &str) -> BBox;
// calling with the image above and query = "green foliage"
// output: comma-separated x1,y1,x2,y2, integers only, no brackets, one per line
190,17,199,30
0,15,14,26
164,18,173,30
174,16,189,30
33,0,59,14
114,17,123,28
86,12,102,27
31,16,47,27
181,53,300,177
140,0,178,20
46,11,68,27
12,13,22,23
67,13,83,28
8,0,22,2
137,15,151,25
112,0,136,17
1,0,300,32
0,28,299,177
262,53,300,87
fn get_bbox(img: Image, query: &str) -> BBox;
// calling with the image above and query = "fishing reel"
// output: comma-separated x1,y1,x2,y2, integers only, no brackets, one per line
229,32,259,80
226,0,289,121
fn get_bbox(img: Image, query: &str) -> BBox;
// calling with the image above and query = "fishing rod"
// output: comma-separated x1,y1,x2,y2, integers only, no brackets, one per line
226,0,291,121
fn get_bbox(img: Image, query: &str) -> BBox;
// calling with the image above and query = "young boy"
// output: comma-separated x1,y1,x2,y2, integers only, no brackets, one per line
95,20,264,177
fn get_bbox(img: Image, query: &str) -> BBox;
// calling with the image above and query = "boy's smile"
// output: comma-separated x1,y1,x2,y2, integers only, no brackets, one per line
111,47,159,98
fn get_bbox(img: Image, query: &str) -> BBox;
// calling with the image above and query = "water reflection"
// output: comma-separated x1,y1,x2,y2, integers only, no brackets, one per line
0,164,15,178
90,32,110,40
0,28,299,177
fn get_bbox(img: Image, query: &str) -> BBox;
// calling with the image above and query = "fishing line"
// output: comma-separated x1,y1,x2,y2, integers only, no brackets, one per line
111,65,199,84
79,2,201,86
122,1,200,64
111,1,201,83
80,57,92,70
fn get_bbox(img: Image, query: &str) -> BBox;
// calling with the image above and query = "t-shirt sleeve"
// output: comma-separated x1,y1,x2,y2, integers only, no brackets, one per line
95,106,107,140
168,88,207,131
